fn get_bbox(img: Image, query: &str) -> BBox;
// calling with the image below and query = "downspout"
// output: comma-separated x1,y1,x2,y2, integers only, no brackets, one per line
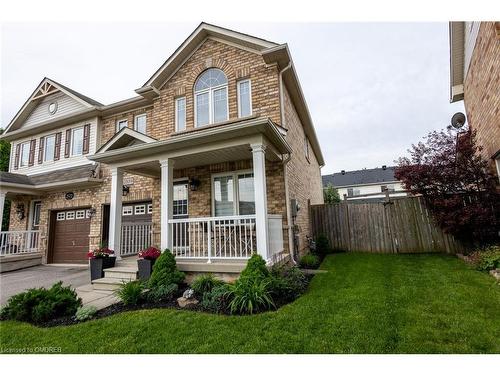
278,62,295,263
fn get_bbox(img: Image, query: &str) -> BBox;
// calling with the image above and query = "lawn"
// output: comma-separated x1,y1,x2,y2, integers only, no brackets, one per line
1,253,499,354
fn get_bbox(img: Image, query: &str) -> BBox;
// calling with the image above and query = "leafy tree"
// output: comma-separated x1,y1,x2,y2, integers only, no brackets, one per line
323,184,341,204
395,126,499,246
0,128,11,231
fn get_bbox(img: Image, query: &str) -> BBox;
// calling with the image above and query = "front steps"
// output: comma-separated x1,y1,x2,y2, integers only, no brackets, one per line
91,266,138,291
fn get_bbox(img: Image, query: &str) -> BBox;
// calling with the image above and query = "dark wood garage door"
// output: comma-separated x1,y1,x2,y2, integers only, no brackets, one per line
51,209,91,264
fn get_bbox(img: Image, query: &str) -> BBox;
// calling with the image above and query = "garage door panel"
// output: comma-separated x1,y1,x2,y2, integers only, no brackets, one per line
51,210,90,264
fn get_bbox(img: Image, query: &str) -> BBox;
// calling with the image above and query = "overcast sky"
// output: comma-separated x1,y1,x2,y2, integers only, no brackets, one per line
1,22,464,174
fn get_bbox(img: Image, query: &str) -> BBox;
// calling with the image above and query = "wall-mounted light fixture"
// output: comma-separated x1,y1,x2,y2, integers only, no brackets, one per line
16,203,25,220
189,178,201,191
122,185,130,197
87,208,97,218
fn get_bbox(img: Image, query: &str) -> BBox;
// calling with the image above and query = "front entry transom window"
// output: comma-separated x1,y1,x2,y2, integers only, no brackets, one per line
194,68,228,127
212,172,255,216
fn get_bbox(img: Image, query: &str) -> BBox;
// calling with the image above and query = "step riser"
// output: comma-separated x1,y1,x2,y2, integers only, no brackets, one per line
104,271,137,280
93,283,120,291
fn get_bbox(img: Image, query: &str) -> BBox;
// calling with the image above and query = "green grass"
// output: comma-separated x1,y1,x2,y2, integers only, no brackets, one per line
1,253,499,353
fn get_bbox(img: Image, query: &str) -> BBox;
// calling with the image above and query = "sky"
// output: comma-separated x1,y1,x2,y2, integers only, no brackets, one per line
0,22,464,175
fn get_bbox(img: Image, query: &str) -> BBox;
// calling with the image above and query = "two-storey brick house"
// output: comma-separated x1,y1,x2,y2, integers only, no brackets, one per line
0,23,324,273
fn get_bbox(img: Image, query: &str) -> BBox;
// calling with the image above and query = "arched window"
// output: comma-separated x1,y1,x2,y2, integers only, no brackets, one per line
194,68,228,127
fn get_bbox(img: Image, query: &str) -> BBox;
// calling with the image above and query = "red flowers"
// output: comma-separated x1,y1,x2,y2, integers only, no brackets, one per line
138,247,161,260
87,247,114,259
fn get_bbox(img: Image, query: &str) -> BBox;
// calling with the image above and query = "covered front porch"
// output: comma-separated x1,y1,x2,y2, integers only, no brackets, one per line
92,118,292,268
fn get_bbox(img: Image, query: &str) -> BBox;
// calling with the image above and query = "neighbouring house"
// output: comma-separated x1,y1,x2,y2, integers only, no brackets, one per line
0,22,324,274
322,166,408,202
449,21,500,181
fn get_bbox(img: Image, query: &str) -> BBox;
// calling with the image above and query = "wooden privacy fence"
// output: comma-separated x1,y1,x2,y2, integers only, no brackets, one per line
310,196,464,254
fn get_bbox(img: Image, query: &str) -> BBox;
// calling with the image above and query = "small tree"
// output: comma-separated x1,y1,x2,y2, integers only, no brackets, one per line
395,126,499,246
324,184,341,204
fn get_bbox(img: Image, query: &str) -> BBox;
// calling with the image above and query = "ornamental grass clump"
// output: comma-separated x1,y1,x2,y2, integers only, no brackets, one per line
115,280,145,306
226,277,274,315
191,274,224,296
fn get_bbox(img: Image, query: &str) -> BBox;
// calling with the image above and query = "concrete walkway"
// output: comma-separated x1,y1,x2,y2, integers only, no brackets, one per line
75,284,120,310
1,264,89,306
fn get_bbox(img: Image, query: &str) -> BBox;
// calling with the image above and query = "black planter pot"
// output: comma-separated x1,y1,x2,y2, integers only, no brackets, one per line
89,256,116,281
137,258,156,280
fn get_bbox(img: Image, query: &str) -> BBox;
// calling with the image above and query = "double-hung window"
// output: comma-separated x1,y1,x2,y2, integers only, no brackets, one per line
194,68,228,127
134,114,147,134
20,142,30,167
175,97,186,131
116,119,128,132
71,127,84,156
44,134,55,162
237,79,252,117
212,172,255,216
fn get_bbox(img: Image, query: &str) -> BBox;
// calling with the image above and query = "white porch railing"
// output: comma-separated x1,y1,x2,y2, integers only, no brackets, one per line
170,215,257,260
0,230,41,256
121,222,152,256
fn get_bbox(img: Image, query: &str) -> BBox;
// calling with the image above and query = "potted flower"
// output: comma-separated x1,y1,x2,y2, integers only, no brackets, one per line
88,247,116,281
137,247,161,280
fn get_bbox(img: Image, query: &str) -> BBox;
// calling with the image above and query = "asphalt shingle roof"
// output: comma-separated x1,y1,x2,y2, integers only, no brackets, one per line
322,166,398,188
0,164,98,187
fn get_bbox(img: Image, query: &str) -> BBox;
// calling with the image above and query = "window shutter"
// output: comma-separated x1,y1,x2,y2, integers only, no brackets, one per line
38,136,45,164
28,139,36,166
54,132,62,161
14,144,20,170
83,124,90,154
64,129,72,158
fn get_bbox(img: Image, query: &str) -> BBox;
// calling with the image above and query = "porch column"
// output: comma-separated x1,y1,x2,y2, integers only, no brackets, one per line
0,191,6,231
160,159,174,250
109,167,123,260
251,143,269,261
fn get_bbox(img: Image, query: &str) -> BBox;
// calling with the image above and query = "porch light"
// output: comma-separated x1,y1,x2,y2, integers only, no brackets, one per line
189,178,201,191
122,185,130,196
16,203,25,220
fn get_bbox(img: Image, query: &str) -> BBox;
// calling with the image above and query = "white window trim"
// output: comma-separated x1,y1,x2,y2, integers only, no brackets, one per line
71,127,84,156
173,179,189,218
30,200,41,229
116,119,128,133
134,205,146,215
210,169,254,216
194,83,229,127
20,141,30,167
44,134,56,162
147,203,153,214
66,211,75,220
237,79,252,118
56,212,65,221
76,210,85,219
175,97,186,132
134,114,147,134
122,206,133,216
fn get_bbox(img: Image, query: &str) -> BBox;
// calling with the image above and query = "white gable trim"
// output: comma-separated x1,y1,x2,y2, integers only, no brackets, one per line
97,127,157,154
4,78,99,134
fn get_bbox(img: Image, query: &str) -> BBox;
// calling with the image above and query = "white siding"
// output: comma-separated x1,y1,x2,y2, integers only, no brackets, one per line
10,117,99,175
23,92,88,129
336,182,407,200
464,22,480,79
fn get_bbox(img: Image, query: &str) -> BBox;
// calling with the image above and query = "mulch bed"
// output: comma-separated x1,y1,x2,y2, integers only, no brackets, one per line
5,275,314,328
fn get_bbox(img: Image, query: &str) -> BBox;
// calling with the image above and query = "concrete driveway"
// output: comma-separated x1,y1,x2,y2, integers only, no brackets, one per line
0,265,89,306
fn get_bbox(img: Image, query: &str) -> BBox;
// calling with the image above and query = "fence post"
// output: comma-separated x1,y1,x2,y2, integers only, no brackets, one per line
207,220,212,264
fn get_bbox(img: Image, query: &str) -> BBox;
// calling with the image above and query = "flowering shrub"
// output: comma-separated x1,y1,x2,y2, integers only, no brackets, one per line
138,247,161,260
87,247,114,259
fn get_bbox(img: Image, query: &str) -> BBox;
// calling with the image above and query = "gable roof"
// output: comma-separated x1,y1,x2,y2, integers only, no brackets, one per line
322,167,399,188
96,127,157,154
4,77,103,134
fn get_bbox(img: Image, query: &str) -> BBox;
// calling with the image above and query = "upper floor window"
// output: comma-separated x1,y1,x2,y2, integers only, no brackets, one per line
134,114,147,134
116,119,128,133
237,79,252,117
44,134,56,162
20,141,30,167
194,68,228,127
71,127,84,156
175,97,186,131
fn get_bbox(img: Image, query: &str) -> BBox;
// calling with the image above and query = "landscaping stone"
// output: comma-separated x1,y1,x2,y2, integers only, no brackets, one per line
177,296,199,308
489,269,500,280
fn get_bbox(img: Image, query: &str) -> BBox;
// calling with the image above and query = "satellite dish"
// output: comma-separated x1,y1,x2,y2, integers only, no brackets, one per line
451,112,466,129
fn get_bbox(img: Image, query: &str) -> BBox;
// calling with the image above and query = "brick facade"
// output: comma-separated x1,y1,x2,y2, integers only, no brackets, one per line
464,22,500,175
7,35,322,263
